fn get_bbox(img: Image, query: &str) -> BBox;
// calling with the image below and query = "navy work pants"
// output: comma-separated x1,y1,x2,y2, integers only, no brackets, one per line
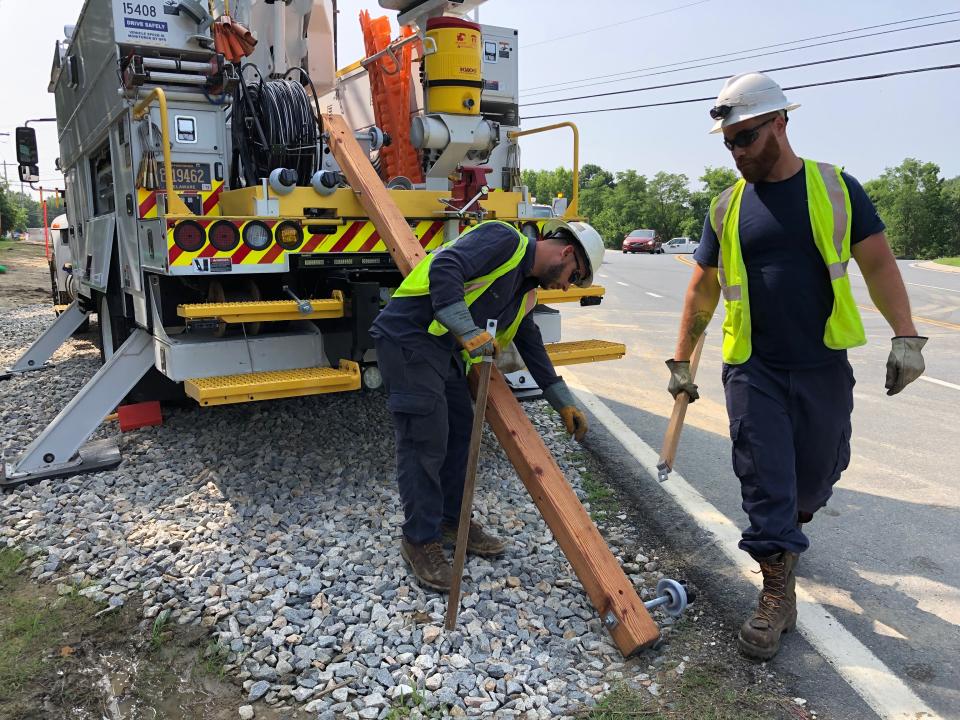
374,336,474,545
723,356,855,558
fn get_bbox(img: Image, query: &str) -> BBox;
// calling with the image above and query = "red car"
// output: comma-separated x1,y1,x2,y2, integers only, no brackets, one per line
622,229,662,254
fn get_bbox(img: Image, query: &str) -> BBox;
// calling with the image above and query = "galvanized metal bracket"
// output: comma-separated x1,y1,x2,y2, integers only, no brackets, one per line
1,329,155,487
1,301,91,379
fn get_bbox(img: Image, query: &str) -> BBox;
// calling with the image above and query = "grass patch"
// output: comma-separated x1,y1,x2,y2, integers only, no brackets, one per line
0,547,25,580
934,257,960,267
580,664,790,719
0,547,101,702
199,640,230,678
150,608,173,650
385,686,447,719
570,450,618,521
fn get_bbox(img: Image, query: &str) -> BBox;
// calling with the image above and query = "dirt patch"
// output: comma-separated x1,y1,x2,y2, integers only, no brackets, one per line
0,240,51,309
0,548,293,720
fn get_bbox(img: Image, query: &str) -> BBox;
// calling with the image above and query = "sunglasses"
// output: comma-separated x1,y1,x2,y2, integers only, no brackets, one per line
568,249,585,285
723,117,775,151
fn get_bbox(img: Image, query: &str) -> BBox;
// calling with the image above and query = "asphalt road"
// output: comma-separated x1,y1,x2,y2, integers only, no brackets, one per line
557,250,960,719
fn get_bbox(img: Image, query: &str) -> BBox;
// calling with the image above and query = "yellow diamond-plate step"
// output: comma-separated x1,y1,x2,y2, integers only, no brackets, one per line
178,292,344,323
545,339,626,367
536,285,605,304
184,361,361,406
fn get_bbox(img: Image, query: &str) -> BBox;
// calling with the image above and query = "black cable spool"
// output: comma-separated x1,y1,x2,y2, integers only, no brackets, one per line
231,69,321,188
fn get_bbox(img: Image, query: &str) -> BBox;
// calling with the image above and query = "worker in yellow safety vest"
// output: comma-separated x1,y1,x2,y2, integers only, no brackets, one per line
667,72,927,660
370,219,605,592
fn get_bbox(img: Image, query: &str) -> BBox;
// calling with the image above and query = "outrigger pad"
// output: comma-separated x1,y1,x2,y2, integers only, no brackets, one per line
1,439,122,489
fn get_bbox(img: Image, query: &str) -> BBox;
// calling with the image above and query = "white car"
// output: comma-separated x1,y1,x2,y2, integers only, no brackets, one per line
663,237,700,254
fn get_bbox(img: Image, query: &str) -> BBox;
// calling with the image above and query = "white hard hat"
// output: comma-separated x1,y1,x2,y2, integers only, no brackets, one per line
708,72,800,134
542,219,605,287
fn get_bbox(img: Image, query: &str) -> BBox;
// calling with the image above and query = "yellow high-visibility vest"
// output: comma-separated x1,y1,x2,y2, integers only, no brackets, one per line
709,159,867,364
393,220,538,367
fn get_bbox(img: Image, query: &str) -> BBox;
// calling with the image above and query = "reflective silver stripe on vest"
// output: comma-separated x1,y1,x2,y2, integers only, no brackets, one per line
828,259,849,281
817,162,849,279
713,185,740,301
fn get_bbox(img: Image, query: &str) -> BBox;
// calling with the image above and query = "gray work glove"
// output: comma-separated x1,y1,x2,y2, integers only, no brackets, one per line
885,336,927,396
434,300,498,359
665,359,699,402
543,380,588,441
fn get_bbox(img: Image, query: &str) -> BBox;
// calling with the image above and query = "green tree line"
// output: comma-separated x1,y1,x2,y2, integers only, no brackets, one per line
523,158,960,259
0,183,65,236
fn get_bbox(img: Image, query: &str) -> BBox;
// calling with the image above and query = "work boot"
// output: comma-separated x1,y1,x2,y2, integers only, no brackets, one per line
400,538,452,592
737,551,799,660
441,520,507,558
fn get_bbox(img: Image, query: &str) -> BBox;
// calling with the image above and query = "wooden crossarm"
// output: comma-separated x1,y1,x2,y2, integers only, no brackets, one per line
322,113,660,654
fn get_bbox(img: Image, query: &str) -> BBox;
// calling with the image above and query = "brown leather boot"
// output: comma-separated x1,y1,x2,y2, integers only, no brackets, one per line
441,520,507,558
400,538,452,592
738,551,799,660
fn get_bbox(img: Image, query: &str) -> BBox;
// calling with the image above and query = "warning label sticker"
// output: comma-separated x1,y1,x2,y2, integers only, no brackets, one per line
123,17,168,44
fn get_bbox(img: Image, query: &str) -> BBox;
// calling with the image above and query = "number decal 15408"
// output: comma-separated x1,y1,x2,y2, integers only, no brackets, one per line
123,3,158,17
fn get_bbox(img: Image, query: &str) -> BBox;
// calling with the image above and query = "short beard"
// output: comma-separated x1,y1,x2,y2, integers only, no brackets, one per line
538,262,566,288
736,131,781,183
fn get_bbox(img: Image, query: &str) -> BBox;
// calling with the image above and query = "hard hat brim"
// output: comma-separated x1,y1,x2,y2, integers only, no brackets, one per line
709,102,800,133
542,218,602,287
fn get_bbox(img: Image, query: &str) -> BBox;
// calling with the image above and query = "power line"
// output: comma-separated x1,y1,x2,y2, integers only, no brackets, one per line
523,37,960,107
521,63,960,120
521,0,712,49
521,11,960,94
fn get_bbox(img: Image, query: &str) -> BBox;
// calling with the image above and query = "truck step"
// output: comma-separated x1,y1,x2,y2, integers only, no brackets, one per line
536,285,604,304
184,361,361,406
177,292,345,323
544,339,626,366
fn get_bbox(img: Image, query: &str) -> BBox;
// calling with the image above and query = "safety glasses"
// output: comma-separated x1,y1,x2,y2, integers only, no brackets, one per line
568,250,585,286
723,117,775,151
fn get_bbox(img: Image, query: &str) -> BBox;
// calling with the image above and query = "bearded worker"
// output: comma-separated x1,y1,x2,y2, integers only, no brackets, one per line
667,72,927,659
371,219,605,591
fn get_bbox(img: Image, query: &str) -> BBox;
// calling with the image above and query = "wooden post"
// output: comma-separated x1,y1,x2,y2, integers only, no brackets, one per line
322,114,660,655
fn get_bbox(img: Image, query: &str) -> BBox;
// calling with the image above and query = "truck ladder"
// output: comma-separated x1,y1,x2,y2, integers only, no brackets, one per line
1,329,155,487
322,113,660,655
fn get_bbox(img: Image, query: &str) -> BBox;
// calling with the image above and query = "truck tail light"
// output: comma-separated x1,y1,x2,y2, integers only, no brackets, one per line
275,221,303,251
209,220,240,252
173,220,205,252
242,221,272,251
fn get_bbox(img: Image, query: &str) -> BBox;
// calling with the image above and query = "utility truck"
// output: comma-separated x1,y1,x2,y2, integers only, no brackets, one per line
4,0,623,485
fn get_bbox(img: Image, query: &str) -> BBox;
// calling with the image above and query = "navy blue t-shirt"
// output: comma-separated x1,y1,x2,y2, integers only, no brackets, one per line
694,164,884,368
370,222,561,390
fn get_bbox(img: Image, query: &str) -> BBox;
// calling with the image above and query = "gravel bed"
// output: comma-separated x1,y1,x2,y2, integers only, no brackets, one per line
1,304,672,719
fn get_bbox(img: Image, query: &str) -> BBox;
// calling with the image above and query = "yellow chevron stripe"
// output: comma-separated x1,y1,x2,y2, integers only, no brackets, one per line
344,222,377,252
315,222,354,252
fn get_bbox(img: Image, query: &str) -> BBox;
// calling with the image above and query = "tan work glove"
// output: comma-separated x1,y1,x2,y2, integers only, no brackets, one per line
665,359,699,402
435,301,500,359
559,406,589,441
461,329,501,360
885,336,927,396
543,380,588,441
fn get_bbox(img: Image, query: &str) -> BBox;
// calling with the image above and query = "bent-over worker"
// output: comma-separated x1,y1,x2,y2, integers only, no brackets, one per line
371,219,605,592
668,72,927,660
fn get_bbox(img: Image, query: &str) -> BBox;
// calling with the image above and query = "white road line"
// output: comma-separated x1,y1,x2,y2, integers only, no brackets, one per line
616,281,630,287
919,376,960,391
563,368,942,720
645,291,663,298
850,270,960,294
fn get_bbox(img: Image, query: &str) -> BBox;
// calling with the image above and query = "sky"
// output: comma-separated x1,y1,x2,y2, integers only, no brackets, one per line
2,0,958,200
